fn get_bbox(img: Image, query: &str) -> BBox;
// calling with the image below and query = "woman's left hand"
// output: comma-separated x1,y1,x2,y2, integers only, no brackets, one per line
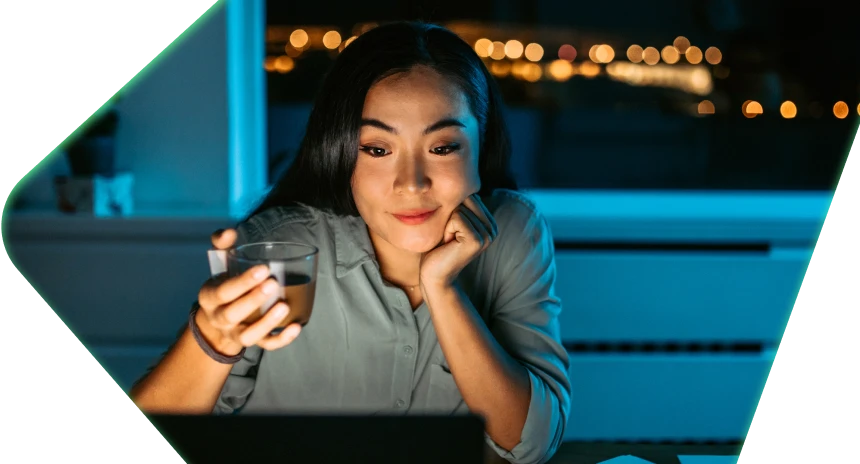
419,194,498,289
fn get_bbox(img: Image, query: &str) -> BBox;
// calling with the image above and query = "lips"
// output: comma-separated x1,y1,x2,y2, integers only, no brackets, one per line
392,208,438,225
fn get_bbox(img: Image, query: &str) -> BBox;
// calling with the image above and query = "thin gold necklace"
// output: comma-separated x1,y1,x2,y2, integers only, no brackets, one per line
382,273,419,293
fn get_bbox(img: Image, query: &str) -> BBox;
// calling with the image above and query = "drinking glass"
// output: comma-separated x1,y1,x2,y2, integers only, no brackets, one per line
226,242,319,335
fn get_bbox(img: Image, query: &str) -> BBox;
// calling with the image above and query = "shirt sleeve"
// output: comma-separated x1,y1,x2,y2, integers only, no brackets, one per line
483,195,572,464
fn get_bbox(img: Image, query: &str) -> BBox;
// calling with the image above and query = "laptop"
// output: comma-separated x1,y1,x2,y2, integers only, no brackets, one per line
147,414,487,464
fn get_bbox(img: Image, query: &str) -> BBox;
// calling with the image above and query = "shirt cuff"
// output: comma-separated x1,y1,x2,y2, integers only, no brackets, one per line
484,368,565,464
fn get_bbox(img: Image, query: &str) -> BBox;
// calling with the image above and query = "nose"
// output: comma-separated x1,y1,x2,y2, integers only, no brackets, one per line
393,152,431,194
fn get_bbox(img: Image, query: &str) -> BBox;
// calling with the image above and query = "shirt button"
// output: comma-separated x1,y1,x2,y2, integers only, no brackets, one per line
395,399,406,408
403,345,414,355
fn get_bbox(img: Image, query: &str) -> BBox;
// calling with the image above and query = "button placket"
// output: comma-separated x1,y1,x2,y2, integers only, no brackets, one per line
392,293,420,412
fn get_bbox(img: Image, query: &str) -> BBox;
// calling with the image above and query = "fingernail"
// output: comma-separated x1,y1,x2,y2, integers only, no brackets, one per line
253,266,269,280
273,303,288,316
262,279,279,295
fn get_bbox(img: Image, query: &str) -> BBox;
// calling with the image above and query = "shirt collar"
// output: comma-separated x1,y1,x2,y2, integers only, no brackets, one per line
333,212,377,278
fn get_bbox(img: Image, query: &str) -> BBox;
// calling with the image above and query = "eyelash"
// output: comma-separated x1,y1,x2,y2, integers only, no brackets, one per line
359,144,461,158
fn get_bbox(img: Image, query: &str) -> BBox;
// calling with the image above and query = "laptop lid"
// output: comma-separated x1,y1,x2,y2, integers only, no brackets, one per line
146,414,486,464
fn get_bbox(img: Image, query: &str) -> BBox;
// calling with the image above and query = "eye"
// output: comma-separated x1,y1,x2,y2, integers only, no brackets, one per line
431,143,461,156
360,146,390,157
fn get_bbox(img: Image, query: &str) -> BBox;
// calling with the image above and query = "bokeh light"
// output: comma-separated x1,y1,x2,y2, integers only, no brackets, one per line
627,45,643,63
289,29,309,49
596,44,615,63
705,47,722,65
579,61,601,78
780,101,797,118
642,47,660,65
742,100,763,118
343,36,357,49
522,62,543,82
264,56,276,72
834,101,849,119
661,45,680,64
547,59,575,81
673,36,691,54
588,45,599,62
489,60,511,78
505,40,524,59
322,31,342,50
511,60,529,79
686,46,703,64
490,41,506,60
698,100,715,114
524,43,544,62
558,44,577,61
474,38,493,58
273,56,295,73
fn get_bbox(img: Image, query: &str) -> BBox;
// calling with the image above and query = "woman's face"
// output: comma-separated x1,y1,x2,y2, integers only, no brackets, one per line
351,65,481,255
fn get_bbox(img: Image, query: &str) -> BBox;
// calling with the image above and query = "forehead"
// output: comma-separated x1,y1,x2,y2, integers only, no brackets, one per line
362,67,475,127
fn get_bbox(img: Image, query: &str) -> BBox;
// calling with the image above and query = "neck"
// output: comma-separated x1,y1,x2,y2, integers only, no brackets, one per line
367,227,422,288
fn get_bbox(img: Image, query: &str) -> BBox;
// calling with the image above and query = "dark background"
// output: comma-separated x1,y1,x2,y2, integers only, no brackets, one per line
263,0,858,191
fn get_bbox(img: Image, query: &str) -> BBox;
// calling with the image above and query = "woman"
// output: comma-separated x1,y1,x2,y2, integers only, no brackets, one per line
131,21,571,464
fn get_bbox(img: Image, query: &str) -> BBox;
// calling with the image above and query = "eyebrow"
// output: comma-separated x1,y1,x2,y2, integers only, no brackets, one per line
360,117,466,136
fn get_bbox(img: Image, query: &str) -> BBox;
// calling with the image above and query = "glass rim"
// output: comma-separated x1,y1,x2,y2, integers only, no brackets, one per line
228,241,319,263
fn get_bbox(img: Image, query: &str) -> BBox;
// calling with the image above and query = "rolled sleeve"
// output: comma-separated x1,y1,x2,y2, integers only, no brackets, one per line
483,193,572,464
213,346,264,414
484,368,566,464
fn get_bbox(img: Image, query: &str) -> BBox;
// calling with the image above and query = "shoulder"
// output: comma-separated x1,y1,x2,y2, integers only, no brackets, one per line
237,202,324,245
236,203,349,278
483,189,552,244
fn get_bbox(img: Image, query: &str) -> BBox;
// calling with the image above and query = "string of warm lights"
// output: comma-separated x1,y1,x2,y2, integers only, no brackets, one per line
473,35,719,94
264,26,858,118
693,99,859,118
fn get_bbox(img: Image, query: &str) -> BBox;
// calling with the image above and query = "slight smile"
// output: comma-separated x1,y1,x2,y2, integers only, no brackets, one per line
392,208,438,225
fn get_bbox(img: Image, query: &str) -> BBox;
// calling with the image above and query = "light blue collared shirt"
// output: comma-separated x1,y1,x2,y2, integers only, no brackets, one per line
214,189,572,464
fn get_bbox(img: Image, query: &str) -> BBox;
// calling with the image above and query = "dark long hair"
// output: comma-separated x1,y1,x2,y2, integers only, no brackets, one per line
249,21,517,219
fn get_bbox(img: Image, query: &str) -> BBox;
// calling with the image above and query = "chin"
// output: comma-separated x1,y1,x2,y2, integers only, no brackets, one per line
394,230,442,254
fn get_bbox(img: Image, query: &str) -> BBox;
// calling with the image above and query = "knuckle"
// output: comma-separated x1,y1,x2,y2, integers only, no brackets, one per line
221,310,242,327
213,285,230,304
214,308,237,328
211,317,229,331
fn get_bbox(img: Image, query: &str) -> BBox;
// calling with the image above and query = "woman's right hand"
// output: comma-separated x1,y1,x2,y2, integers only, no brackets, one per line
193,228,303,356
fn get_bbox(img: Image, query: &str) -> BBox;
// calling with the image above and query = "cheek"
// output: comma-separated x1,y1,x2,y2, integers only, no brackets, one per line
351,158,388,210
434,156,481,203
